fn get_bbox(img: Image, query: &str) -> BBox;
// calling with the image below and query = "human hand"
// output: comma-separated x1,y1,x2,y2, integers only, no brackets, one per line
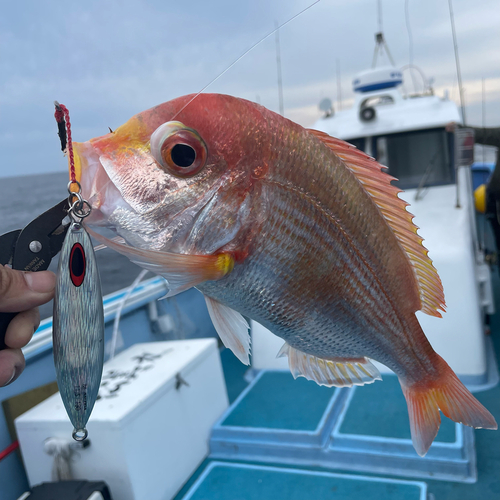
445,121,457,133
0,265,56,387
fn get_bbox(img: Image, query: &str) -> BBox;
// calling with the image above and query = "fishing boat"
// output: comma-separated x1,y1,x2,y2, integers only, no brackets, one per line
1,42,499,500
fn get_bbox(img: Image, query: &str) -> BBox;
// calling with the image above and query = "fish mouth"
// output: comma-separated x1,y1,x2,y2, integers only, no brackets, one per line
72,141,125,226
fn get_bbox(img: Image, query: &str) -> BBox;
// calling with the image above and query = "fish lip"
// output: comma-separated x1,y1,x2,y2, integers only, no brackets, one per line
72,141,125,226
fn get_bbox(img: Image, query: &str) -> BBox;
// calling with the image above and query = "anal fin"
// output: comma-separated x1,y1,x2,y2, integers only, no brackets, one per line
278,343,382,388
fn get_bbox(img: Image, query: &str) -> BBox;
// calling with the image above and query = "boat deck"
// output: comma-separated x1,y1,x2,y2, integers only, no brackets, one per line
179,462,427,500
174,290,500,500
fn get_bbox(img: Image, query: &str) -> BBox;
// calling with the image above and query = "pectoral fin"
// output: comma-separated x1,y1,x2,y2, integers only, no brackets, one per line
205,296,251,365
85,226,234,297
278,343,382,388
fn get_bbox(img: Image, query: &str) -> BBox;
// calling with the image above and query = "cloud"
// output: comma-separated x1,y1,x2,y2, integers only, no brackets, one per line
0,0,498,178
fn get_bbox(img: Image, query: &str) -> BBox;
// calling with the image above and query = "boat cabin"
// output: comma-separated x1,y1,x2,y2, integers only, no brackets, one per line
313,66,461,190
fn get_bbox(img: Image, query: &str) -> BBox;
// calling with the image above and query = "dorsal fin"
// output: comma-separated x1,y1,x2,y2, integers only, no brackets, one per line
308,129,445,318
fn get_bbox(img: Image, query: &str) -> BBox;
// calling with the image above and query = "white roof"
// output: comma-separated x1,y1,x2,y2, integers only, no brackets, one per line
313,88,461,140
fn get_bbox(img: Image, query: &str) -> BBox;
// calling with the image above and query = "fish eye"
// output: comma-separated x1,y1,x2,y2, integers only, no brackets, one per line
171,143,196,167
150,121,207,177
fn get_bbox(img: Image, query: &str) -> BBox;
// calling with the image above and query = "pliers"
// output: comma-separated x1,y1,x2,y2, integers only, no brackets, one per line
0,199,70,349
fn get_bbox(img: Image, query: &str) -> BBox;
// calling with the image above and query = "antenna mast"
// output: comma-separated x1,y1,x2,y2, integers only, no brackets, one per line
372,1,395,68
482,78,485,163
336,59,342,111
377,0,383,32
448,0,466,124
372,33,396,68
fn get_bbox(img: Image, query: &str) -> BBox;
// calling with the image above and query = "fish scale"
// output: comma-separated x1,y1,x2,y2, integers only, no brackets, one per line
199,183,414,372
268,129,419,317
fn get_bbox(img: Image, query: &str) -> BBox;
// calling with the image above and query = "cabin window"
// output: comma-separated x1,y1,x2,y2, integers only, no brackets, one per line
377,137,389,168
345,137,365,152
374,128,452,189
361,95,395,108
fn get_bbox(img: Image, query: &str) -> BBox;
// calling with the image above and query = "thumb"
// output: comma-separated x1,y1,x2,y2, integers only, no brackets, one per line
0,264,56,313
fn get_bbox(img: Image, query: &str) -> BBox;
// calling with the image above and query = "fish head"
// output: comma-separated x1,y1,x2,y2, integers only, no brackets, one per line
73,94,268,254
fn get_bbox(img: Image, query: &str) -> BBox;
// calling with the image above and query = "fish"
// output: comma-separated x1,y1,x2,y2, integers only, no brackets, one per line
53,221,105,441
70,93,496,456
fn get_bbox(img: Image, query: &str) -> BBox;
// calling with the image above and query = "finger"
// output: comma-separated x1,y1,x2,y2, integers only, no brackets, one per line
445,121,456,132
0,348,25,387
0,265,56,313
5,307,40,349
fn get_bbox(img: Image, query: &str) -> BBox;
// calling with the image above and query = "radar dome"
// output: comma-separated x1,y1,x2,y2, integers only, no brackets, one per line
352,66,403,93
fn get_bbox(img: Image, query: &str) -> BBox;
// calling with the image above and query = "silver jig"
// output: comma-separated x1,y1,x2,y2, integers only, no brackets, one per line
53,187,104,441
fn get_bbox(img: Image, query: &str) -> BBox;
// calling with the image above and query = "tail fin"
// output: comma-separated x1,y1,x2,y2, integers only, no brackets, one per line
400,354,497,456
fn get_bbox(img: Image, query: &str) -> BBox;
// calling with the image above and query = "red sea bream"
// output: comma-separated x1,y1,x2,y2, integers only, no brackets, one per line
70,94,497,456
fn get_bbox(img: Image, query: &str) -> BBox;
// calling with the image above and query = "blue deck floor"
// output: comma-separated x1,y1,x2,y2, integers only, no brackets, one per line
180,462,427,500
220,371,336,431
175,278,500,499
426,323,500,498
339,375,456,443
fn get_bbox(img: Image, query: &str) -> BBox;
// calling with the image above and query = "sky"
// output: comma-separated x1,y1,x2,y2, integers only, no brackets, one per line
0,0,498,178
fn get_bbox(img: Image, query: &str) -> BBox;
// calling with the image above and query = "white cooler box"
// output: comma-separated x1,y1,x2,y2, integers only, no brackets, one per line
15,339,229,500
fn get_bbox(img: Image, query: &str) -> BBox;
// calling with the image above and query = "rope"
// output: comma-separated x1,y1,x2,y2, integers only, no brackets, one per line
0,440,19,462
44,437,74,481
54,102,76,183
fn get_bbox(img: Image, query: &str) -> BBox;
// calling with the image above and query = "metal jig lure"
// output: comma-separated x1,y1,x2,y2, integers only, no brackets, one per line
53,184,104,441
53,103,105,441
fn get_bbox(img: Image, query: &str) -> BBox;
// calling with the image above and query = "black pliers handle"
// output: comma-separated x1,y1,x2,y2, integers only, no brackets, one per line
0,199,70,350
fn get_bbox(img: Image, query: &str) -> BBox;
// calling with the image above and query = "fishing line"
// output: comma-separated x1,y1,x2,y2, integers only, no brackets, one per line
404,0,418,93
109,268,149,359
89,0,322,205
169,0,322,121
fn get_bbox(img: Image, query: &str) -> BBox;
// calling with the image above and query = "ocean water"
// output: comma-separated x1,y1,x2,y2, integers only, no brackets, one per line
0,172,142,319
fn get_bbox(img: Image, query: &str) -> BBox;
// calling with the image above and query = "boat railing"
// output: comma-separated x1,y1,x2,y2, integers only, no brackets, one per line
22,276,169,361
